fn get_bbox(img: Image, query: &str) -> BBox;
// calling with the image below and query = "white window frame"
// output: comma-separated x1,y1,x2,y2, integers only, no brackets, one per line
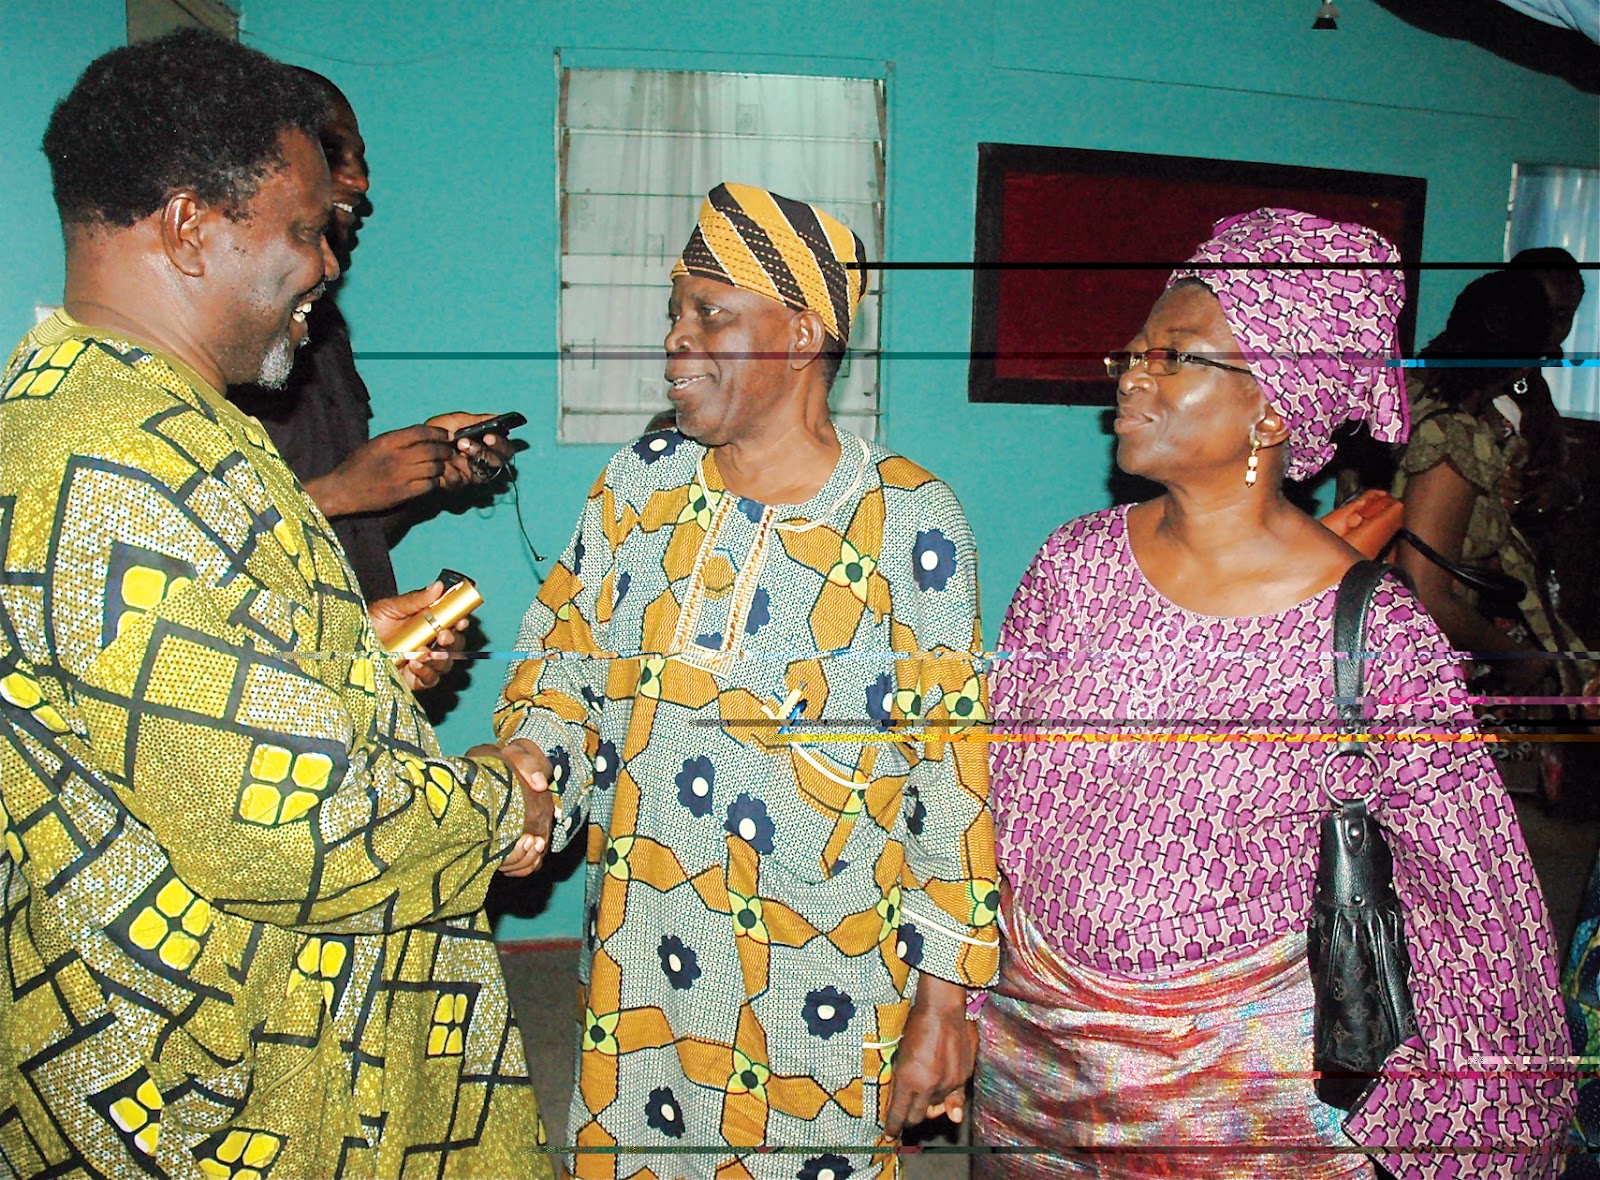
556,60,887,445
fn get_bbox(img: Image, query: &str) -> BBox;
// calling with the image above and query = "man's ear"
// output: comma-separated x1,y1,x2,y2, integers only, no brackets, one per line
788,308,827,372
158,191,210,278
1255,403,1292,449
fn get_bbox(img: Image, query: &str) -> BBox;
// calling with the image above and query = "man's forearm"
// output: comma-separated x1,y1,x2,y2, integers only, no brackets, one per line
303,472,350,519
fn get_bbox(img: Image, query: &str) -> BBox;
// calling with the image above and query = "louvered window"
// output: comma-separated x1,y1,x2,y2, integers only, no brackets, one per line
558,66,885,444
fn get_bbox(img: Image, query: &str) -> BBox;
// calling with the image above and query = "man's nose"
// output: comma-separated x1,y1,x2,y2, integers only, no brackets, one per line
321,234,342,284
664,320,693,353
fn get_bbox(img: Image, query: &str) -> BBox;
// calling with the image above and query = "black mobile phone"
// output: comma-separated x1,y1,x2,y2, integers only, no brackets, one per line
454,411,526,443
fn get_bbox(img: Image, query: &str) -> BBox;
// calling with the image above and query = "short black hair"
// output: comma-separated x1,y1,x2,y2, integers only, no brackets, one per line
42,29,327,228
1420,268,1551,409
1435,268,1552,355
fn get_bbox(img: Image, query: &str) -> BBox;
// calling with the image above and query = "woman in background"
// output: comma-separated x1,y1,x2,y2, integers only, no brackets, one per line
1392,264,1596,801
972,209,1571,1180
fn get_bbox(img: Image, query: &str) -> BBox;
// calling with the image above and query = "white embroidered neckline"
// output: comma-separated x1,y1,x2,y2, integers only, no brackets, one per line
695,433,872,535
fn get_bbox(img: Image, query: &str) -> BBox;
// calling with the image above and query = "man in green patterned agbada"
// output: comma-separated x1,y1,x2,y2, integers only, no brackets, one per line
0,31,554,1179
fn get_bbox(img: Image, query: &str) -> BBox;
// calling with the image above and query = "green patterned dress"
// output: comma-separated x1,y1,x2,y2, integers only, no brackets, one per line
0,314,550,1179
1394,390,1593,744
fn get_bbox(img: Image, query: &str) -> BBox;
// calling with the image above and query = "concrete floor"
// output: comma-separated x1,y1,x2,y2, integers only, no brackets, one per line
499,798,1600,1180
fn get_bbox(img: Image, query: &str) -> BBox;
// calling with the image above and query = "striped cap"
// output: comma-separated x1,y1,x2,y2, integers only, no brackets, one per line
671,182,868,344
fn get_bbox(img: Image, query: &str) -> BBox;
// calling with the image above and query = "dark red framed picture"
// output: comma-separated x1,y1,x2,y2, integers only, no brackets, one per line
967,144,1427,405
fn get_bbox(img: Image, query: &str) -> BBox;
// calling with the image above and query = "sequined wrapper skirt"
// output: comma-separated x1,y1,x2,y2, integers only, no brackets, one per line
971,901,1372,1179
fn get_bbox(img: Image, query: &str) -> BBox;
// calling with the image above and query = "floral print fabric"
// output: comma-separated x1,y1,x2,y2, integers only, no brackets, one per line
496,427,999,1179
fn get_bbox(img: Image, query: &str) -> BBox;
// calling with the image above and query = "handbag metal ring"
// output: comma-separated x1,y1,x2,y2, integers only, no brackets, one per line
1319,740,1380,808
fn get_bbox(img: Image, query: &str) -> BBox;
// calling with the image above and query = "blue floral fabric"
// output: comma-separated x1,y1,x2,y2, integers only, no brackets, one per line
496,426,999,1178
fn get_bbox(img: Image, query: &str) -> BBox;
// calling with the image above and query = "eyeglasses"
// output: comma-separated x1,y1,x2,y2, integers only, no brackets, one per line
1103,349,1255,380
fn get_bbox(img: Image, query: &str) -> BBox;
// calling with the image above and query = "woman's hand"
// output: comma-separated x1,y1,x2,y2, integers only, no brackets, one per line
1318,489,1403,559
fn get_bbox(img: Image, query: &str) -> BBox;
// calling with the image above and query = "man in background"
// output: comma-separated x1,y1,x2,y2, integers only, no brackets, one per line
232,69,515,603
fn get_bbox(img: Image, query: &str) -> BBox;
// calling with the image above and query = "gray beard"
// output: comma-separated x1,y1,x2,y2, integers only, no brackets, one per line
253,330,301,390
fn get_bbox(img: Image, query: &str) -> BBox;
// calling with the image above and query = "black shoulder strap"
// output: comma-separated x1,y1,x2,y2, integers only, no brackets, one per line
1332,561,1414,731
1390,528,1527,611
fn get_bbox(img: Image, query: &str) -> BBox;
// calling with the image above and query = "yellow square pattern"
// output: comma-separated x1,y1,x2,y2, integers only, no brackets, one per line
106,1077,162,1157
423,765,456,821
398,753,459,822
0,319,552,1169
238,743,334,826
0,670,70,734
114,562,193,642
198,1128,282,1180
287,936,348,1007
426,991,471,1057
126,876,212,972
271,518,314,582
347,656,377,696
4,340,85,400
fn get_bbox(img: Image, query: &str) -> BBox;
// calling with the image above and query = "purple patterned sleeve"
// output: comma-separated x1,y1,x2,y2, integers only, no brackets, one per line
1345,585,1572,1180
984,510,1569,1175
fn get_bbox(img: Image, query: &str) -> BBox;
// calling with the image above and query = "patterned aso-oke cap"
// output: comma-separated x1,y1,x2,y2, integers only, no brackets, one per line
1167,208,1408,482
671,182,868,344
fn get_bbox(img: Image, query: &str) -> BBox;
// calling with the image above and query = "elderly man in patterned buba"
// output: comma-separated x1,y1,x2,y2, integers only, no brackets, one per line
0,31,553,1180
495,182,1000,1178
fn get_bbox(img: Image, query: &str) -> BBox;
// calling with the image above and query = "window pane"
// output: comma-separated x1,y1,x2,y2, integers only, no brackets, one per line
558,65,885,444
1507,163,1599,420
566,70,883,141
564,192,883,258
563,132,882,209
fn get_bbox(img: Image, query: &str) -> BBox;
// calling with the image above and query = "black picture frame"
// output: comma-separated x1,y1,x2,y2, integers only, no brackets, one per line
967,143,1427,405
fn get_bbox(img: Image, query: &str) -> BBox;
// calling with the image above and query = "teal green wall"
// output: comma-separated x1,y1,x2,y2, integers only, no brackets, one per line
6,1,1595,941
1,2,127,335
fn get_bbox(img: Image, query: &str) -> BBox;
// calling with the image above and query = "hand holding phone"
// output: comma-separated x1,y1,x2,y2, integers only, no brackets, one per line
453,412,526,444
442,412,524,485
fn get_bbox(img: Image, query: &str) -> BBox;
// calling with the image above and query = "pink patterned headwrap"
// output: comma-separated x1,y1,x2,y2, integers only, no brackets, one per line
1167,208,1408,482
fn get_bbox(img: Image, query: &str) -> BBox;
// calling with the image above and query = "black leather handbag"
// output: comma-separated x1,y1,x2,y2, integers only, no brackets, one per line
1306,560,1420,1111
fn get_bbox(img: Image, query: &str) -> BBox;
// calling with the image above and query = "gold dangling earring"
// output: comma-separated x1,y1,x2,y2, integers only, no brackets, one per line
1245,428,1260,487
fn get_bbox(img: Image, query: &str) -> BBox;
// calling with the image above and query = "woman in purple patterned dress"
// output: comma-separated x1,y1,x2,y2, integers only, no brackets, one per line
971,210,1572,1180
